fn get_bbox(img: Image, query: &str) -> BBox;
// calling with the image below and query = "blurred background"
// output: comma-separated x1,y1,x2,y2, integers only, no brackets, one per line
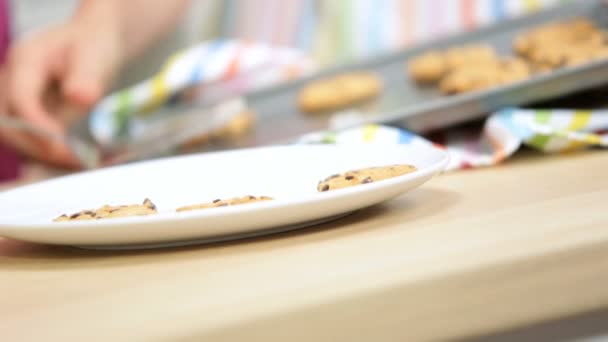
12,0,568,90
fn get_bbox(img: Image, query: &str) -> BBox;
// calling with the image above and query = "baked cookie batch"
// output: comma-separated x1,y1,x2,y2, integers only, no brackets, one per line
53,164,417,222
407,45,532,94
298,18,607,110
408,17,608,94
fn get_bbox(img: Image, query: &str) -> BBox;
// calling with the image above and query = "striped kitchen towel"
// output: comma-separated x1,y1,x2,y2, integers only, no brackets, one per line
89,40,316,146
297,108,608,171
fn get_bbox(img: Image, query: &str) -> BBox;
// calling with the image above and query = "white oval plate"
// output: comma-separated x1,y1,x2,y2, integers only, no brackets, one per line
0,144,448,249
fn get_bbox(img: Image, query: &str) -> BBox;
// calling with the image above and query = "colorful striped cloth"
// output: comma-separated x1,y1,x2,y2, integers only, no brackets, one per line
89,40,316,145
297,108,608,171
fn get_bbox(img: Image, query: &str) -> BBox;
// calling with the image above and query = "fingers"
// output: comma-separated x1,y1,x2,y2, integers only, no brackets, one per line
1,21,124,169
40,137,82,169
63,28,122,109
6,38,65,136
0,126,81,169
0,29,81,169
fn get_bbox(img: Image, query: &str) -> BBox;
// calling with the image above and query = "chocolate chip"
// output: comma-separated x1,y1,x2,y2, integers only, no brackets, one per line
213,199,221,203
143,198,156,210
345,175,354,180
248,195,256,199
362,177,373,184
70,213,80,219
83,211,96,217
321,184,330,191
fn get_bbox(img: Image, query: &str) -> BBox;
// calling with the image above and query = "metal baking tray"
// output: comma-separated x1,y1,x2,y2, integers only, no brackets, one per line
203,0,608,150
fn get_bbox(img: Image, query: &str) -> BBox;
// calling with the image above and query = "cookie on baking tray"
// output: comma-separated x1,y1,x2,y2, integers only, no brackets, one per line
438,57,530,94
407,44,499,84
317,164,417,192
297,71,382,113
514,17,608,70
179,110,256,150
408,17,608,95
407,51,446,84
443,44,498,70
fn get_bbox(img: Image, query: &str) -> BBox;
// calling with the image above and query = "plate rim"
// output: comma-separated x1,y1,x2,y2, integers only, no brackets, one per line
0,144,449,233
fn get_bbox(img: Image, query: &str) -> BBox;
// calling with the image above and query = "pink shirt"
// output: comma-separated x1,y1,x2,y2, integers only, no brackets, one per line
0,0,20,182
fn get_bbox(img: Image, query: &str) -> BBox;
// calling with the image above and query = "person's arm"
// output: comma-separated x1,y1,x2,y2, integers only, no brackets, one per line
64,0,191,106
0,0,190,168
77,0,190,61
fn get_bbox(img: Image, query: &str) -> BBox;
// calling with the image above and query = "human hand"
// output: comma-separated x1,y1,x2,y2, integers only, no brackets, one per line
0,5,124,168
0,0,189,168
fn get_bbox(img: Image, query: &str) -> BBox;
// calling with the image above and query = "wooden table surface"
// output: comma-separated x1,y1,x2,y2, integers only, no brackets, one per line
1,150,608,341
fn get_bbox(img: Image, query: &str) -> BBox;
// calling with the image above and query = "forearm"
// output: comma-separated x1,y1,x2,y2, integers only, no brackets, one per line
74,0,190,60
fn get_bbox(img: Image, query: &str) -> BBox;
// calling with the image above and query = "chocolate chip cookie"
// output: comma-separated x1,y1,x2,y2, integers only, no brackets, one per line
439,57,530,94
176,195,273,212
297,72,382,113
514,17,608,71
317,164,417,192
407,51,446,84
54,198,157,222
408,44,498,84
443,44,498,70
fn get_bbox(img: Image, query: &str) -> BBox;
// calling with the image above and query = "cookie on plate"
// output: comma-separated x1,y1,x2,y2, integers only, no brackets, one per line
54,198,157,222
317,164,417,192
176,195,273,212
297,72,382,113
